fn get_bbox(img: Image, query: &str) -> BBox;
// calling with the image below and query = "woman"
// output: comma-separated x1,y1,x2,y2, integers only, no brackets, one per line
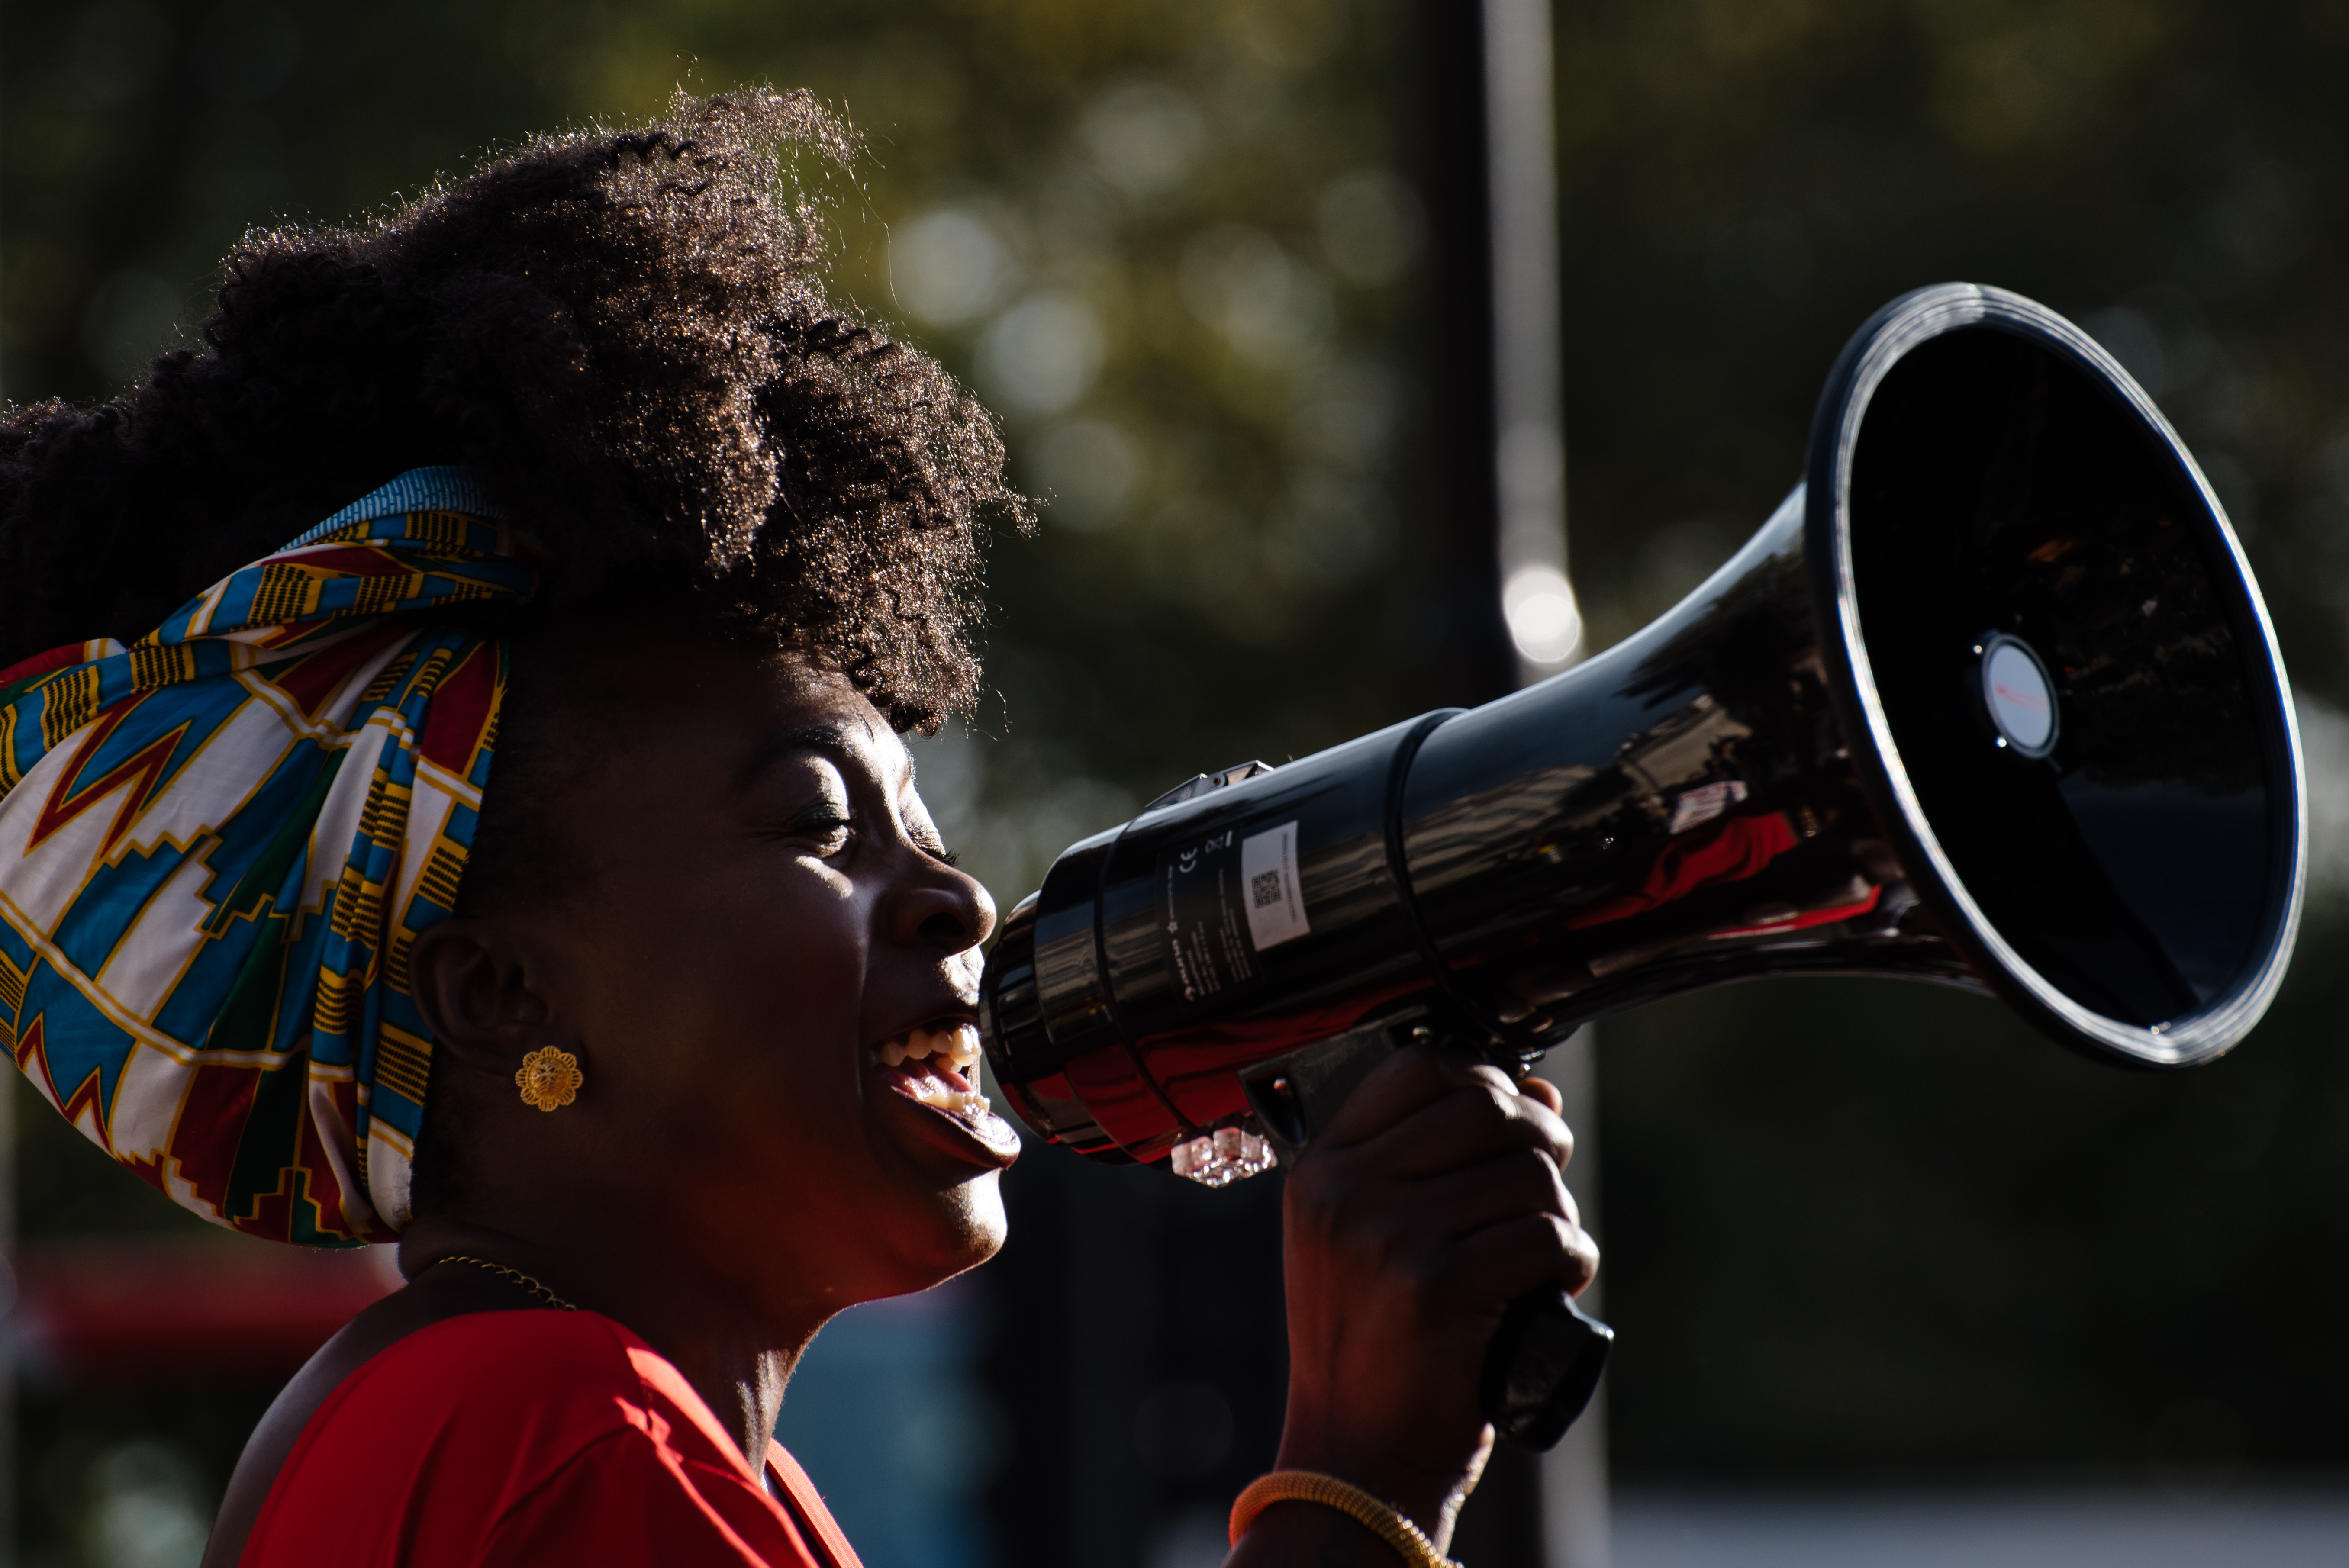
0,93,1595,1566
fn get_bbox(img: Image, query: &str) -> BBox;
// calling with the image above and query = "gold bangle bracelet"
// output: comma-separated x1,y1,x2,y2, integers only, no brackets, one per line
1228,1470,1460,1568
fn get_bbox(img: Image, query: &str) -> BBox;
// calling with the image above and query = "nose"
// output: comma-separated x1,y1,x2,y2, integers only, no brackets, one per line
893,857,996,955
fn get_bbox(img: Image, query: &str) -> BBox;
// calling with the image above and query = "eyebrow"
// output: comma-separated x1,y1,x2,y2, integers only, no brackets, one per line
732,723,860,793
730,718,909,795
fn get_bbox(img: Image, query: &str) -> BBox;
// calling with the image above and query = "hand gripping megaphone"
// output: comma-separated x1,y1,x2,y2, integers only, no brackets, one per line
979,285,2307,1450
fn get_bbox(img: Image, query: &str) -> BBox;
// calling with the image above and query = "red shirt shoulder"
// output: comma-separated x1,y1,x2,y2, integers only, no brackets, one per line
243,1310,858,1568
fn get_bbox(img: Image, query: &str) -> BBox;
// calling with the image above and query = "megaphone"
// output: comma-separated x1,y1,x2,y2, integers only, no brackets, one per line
979,284,2307,1449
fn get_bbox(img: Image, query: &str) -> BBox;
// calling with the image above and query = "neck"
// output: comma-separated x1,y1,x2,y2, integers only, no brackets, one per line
399,1216,830,1478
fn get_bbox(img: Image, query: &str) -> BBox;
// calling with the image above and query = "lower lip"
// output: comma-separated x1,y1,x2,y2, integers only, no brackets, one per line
874,1060,1021,1167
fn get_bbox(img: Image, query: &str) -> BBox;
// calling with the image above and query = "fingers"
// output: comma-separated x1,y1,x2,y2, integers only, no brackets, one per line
1314,1042,1578,1184
1450,1210,1601,1305
1350,1072,1574,1182
1314,1042,1488,1149
1291,1072,1590,1297
1413,1146,1582,1241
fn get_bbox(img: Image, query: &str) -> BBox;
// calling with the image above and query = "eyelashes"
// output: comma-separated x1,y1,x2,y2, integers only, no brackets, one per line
779,806,958,868
783,805,852,854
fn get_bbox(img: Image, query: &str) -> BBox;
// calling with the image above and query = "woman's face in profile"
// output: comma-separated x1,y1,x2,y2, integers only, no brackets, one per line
491,629,1014,1313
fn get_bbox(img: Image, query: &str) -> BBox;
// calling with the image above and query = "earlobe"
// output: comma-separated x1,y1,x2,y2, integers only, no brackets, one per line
408,919,570,1079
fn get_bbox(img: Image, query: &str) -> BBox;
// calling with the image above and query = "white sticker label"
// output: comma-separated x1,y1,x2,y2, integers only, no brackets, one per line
1240,820,1311,952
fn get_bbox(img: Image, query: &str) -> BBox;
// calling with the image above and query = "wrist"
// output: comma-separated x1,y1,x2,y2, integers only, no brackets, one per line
1232,1470,1466,1568
1227,1497,1408,1568
1270,1436,1468,1549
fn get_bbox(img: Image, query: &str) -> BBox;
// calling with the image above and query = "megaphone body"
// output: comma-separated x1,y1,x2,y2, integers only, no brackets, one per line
979,285,2307,1449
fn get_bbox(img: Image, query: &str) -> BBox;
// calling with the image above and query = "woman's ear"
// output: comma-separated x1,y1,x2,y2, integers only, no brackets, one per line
409,919,568,1076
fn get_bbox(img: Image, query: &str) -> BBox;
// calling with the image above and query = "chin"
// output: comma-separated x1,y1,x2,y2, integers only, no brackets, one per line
888,1170,1010,1292
940,1169,1011,1270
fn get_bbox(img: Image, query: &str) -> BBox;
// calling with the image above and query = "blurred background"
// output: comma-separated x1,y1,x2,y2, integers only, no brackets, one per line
6,1,2349,1565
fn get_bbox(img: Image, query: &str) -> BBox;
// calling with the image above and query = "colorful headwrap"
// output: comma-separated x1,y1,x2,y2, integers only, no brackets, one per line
0,469,538,1244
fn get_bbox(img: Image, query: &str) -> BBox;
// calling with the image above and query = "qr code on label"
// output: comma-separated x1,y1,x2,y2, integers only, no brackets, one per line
1251,869,1285,908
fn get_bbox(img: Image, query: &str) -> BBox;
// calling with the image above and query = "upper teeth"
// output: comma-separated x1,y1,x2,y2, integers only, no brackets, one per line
876,1021,983,1069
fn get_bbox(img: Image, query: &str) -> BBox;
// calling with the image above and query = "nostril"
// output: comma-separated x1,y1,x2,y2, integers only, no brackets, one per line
917,909,970,948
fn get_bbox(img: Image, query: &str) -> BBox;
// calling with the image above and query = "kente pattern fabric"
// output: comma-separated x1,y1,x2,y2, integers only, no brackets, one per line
0,469,537,1243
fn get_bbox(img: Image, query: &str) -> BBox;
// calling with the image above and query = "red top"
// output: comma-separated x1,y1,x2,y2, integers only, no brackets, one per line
242,1310,862,1568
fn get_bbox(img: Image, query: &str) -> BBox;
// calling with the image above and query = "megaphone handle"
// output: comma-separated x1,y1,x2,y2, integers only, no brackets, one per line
1479,1285,1615,1450
1239,1019,1613,1448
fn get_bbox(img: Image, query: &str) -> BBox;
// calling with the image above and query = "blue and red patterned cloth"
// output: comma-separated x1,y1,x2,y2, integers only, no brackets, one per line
0,469,536,1243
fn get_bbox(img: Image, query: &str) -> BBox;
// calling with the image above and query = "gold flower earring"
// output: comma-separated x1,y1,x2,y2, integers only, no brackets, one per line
516,1046,583,1111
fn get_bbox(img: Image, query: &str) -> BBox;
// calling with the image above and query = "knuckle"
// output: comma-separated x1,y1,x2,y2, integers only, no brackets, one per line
1526,1212,1578,1265
1556,1218,1599,1278
1498,1146,1561,1198
1459,1086,1520,1138
1510,1093,1572,1152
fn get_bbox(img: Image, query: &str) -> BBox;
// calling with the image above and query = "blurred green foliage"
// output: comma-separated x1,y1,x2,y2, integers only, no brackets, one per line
1552,0,2349,672
6,5,2349,1558
1,0,1459,915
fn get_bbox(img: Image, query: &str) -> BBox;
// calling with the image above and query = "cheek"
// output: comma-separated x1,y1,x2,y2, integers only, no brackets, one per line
578,856,873,1140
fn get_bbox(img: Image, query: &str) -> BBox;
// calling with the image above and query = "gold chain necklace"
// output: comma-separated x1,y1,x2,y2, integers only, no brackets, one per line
439,1254,579,1311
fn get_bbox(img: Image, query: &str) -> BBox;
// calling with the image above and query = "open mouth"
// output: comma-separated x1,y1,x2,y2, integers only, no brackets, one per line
869,1021,1015,1150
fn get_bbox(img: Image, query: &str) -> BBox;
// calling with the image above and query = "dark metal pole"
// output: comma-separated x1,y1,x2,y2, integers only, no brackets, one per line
1414,0,1515,707
1418,1,1604,1562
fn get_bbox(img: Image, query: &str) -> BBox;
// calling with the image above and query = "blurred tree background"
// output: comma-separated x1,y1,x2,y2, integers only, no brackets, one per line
6,0,2349,1565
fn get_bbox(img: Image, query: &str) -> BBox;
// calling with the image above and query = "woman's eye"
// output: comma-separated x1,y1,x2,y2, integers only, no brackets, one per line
789,808,854,853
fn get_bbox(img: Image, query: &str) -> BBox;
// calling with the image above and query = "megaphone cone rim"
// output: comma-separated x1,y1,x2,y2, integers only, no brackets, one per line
1803,282,2308,1068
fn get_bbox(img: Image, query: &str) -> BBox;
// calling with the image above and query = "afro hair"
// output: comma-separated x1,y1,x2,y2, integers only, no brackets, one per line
0,89,1026,733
